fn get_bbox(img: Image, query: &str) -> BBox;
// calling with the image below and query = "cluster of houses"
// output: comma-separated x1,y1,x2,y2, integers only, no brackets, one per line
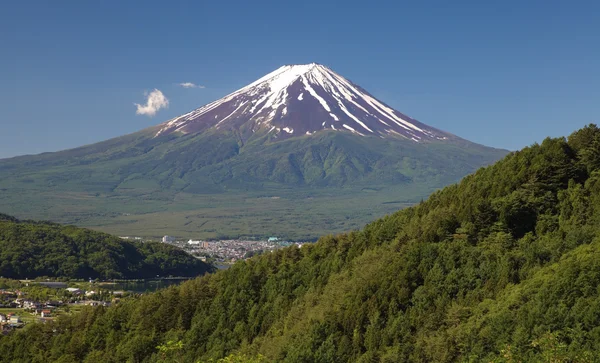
0,313,23,332
0,286,118,334
0,290,28,334
12,290,114,308
13,298,61,316
161,236,305,263
0,288,22,299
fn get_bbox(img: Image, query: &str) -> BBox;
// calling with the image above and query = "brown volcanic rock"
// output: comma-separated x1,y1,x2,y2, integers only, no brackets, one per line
155,63,453,142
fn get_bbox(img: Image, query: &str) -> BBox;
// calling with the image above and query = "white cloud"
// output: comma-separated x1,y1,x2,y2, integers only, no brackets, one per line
179,82,205,89
134,89,169,117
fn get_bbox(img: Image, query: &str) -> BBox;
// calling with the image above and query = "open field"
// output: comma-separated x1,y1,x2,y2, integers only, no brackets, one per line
0,308,24,314
0,184,428,240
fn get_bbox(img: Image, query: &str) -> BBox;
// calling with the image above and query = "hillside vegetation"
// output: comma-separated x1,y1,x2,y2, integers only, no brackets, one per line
1,125,599,362
0,214,214,279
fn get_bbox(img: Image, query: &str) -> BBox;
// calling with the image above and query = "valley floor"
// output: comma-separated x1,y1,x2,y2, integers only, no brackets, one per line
1,185,427,240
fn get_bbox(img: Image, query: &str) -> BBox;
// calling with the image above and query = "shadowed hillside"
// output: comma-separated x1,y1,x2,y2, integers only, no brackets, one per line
0,214,214,279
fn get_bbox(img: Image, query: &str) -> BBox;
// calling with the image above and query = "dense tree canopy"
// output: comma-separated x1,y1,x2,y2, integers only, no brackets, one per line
1,125,600,362
0,216,213,279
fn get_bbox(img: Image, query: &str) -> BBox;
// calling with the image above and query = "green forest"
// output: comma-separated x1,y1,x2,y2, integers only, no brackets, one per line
2,125,600,362
0,215,213,279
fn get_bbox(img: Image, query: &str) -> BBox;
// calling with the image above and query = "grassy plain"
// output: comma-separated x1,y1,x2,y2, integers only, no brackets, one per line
0,184,427,240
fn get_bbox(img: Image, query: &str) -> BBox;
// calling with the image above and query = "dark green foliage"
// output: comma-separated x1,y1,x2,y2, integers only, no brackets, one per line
0,213,18,222
0,216,213,279
1,125,599,362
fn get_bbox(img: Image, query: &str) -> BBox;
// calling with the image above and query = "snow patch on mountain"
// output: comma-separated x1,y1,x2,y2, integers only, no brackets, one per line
155,63,451,142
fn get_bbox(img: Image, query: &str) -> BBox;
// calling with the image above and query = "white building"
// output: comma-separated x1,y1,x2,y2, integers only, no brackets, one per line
187,240,201,245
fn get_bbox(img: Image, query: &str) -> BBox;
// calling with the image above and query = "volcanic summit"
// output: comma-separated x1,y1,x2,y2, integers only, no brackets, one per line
156,63,451,142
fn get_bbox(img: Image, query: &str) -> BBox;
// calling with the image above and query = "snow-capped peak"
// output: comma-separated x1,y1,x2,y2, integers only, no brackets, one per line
155,64,450,142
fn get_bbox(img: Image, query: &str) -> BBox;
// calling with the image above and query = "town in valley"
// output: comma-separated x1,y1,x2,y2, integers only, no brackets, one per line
159,236,305,263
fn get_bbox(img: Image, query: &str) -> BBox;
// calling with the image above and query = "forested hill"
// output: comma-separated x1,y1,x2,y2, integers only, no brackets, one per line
0,215,214,279
2,125,600,362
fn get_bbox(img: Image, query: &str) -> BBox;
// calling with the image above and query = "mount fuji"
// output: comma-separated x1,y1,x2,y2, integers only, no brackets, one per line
0,64,507,239
157,63,448,142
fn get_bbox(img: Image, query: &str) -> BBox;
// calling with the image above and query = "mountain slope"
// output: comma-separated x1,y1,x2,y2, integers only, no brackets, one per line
1,125,599,362
0,64,507,239
0,213,214,279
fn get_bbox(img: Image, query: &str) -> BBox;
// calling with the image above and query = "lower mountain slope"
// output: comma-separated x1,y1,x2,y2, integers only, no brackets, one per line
0,213,214,279
2,125,599,362
0,128,507,240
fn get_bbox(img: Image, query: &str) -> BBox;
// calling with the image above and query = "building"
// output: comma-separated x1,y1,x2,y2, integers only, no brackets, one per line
268,237,279,242
22,300,40,309
162,235,175,243
9,315,21,324
79,300,109,307
66,287,83,295
188,239,201,245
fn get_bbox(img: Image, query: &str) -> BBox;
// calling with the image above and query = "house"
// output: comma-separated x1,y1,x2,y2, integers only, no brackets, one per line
46,300,61,308
41,310,52,318
162,235,175,243
66,287,83,295
268,237,279,242
0,313,6,323
23,300,41,309
81,300,109,307
0,290,17,297
9,315,21,324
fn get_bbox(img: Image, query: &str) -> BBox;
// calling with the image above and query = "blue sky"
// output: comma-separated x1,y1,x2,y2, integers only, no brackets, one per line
2,0,599,158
